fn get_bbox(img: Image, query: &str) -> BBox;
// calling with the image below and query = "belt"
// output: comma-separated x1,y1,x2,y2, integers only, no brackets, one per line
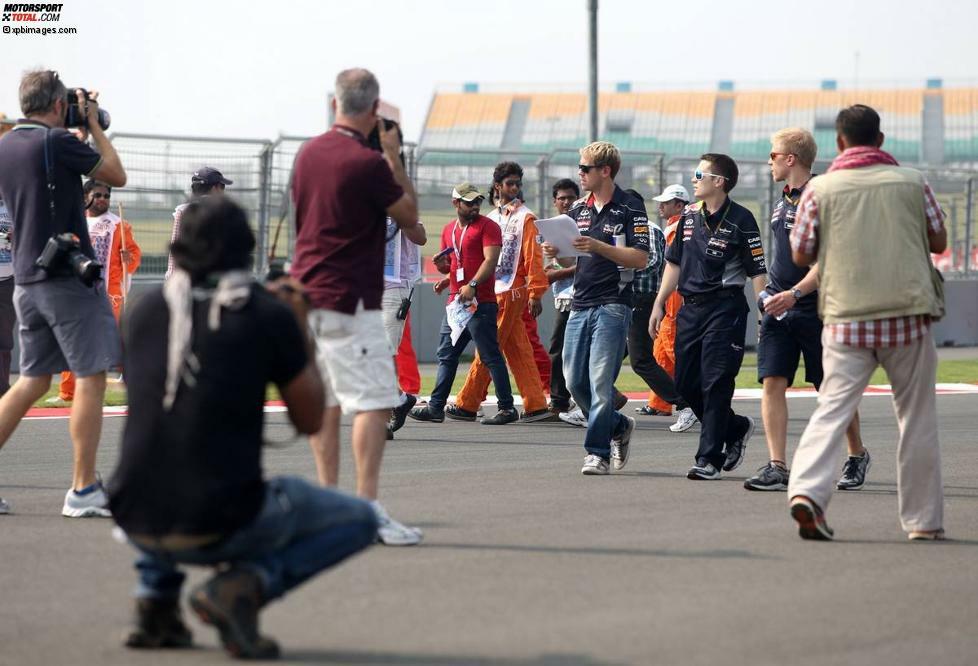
683,288,741,306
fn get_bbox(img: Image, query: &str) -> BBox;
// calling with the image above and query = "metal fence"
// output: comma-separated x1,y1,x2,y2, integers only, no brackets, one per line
109,133,977,279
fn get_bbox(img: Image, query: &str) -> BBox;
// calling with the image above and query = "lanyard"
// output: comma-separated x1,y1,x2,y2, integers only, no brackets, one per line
451,220,470,262
704,201,731,236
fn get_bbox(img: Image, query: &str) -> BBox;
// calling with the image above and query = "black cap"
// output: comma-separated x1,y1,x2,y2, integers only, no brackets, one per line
191,166,233,187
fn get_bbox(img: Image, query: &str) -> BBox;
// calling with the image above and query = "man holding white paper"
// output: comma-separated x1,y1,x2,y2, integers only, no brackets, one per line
543,142,650,475
409,182,518,425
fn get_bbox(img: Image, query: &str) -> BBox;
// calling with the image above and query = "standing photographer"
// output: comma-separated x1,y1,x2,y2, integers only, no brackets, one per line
0,69,127,517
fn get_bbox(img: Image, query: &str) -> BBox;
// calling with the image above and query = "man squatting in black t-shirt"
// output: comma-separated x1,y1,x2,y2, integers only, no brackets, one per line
108,199,377,658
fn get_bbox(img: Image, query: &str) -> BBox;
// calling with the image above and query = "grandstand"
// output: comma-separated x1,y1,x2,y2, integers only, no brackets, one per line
419,81,978,167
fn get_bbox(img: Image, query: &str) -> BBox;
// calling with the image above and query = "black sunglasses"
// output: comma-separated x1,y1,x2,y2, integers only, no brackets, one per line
578,164,598,173
91,192,111,200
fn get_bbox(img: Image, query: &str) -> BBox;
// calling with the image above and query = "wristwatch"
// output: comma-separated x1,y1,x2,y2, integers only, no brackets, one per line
791,288,803,300
468,280,478,289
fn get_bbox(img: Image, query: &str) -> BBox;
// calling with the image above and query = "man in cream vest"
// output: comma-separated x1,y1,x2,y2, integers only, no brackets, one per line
787,104,947,541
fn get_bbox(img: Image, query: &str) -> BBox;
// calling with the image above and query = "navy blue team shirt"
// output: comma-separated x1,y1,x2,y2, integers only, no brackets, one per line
665,197,767,296
566,185,651,309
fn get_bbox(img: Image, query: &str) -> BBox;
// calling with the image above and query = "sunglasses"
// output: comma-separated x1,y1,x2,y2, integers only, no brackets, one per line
502,179,522,188
460,197,484,207
91,192,111,200
769,152,792,161
578,164,603,173
692,169,727,182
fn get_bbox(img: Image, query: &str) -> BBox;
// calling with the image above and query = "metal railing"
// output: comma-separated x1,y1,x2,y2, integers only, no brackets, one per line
108,133,978,278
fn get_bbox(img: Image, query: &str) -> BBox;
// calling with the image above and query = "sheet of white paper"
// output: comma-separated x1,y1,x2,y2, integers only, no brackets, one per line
446,296,477,346
535,214,587,258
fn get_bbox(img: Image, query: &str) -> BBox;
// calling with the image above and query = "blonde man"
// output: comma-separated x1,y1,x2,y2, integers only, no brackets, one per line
543,142,650,475
745,128,868,492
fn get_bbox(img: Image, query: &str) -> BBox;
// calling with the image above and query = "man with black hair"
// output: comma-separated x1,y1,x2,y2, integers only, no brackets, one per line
651,153,768,481
0,69,126,517
450,161,551,423
108,197,376,658
164,166,231,280
54,179,141,404
545,178,580,416
786,104,946,541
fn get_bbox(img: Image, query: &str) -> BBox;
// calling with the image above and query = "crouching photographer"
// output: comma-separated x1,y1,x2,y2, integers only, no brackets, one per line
0,69,127,517
106,198,377,658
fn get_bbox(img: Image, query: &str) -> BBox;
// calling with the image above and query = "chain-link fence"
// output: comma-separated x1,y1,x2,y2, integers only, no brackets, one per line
110,133,977,279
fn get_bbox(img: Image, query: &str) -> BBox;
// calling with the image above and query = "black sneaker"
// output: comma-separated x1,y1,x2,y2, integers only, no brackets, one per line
445,404,478,422
520,408,559,423
408,405,444,423
722,416,755,472
124,597,193,649
790,496,834,541
189,568,280,659
613,391,628,411
744,462,789,491
837,448,871,490
687,460,722,480
390,394,417,432
482,408,519,425
636,405,670,416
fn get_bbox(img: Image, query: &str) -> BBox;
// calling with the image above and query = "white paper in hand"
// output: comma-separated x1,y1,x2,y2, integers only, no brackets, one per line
447,296,477,345
535,215,587,258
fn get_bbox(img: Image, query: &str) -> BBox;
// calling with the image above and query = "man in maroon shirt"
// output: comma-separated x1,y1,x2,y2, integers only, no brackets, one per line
290,68,421,546
408,183,517,425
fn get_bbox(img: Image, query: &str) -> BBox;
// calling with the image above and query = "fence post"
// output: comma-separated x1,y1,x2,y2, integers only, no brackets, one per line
536,155,548,217
256,141,273,277
950,198,958,270
966,177,974,276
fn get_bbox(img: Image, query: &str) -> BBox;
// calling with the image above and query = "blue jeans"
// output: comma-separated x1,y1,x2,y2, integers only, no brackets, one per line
131,477,377,601
429,302,514,412
563,303,632,458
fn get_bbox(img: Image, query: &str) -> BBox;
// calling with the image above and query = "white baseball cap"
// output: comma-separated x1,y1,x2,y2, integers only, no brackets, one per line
652,184,690,203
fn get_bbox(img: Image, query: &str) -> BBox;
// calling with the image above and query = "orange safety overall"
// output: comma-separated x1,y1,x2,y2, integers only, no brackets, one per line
648,217,683,410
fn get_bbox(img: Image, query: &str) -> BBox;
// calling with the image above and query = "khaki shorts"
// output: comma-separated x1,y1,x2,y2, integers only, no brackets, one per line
381,285,410,352
308,302,399,414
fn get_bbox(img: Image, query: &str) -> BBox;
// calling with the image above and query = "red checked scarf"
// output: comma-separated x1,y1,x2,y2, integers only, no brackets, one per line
827,146,899,172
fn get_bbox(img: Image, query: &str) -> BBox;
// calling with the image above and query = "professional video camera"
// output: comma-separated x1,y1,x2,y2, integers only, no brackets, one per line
65,88,111,131
35,233,102,286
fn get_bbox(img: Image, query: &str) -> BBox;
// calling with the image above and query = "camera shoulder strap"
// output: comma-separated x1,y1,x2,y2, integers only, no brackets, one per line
43,128,57,227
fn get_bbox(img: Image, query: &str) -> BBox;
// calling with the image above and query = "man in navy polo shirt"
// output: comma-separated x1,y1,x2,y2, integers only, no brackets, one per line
744,128,869,492
651,153,767,481
543,141,649,476
0,69,127,517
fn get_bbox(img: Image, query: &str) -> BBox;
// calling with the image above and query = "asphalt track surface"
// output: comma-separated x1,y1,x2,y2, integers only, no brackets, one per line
2,394,977,666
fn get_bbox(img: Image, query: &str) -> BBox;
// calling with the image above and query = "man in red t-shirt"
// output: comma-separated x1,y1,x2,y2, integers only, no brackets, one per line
290,68,421,546
409,182,517,425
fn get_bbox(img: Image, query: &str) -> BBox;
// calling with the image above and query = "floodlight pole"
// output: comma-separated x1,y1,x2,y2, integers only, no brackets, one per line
587,0,598,143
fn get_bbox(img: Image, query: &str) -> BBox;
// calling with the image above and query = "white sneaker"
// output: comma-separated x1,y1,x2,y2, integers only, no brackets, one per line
0,497,9,514
62,483,111,518
669,407,698,433
611,416,636,471
559,408,587,428
372,501,423,546
581,454,609,475
45,396,71,407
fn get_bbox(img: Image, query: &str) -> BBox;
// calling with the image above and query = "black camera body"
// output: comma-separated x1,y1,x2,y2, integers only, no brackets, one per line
65,88,111,131
35,233,102,286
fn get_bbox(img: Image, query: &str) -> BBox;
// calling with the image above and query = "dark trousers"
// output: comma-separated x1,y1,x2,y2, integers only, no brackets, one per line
430,302,514,412
674,293,750,468
629,297,688,409
548,308,571,410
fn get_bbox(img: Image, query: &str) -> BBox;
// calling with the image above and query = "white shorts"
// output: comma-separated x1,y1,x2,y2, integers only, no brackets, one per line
381,285,410,352
308,303,399,414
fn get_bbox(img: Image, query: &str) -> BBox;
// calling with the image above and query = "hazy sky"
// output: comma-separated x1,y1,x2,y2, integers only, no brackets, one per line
2,0,975,142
